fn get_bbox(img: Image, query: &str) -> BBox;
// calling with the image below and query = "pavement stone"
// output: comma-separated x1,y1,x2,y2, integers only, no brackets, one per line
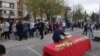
0,28,100,56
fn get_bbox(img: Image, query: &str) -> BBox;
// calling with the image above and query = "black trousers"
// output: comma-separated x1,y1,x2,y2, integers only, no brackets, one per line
23,30,28,39
17,32,24,41
83,30,87,35
3,31,10,39
29,28,35,37
39,30,44,39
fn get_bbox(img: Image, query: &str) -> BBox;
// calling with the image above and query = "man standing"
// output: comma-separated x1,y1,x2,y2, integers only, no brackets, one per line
38,20,45,40
83,22,88,35
22,20,30,39
2,20,10,39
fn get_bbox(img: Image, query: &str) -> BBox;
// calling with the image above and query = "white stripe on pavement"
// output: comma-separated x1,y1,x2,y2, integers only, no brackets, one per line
27,47,41,56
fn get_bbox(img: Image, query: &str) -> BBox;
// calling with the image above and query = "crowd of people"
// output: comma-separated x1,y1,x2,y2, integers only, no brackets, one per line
0,19,45,41
0,18,98,41
0,19,98,56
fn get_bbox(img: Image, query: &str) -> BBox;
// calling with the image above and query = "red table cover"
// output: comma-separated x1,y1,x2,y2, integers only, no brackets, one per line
43,36,91,56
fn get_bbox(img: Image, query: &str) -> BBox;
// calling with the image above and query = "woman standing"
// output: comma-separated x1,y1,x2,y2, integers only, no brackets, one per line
12,20,17,40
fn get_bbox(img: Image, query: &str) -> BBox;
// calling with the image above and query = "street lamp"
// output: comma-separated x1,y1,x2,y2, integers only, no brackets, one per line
99,3,100,22
6,10,10,22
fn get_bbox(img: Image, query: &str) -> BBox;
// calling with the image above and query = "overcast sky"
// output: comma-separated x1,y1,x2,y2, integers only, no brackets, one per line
65,0,100,14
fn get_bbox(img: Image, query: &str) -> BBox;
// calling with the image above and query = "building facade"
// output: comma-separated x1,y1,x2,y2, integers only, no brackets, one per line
17,0,28,18
0,0,18,19
17,0,24,18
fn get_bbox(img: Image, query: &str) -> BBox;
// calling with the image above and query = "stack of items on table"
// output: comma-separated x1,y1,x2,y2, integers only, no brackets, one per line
55,36,89,51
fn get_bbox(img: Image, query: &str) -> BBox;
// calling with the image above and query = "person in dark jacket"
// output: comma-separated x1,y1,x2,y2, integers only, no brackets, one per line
83,23,89,35
16,20,24,41
22,20,30,39
53,25,65,43
38,20,45,40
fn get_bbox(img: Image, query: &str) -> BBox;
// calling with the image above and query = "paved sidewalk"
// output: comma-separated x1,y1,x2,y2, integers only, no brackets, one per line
0,28,100,56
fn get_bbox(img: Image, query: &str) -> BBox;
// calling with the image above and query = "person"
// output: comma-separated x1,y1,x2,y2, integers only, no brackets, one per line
83,22,88,35
0,44,6,56
16,20,24,41
29,21,35,37
53,25,66,43
2,20,10,39
12,20,17,40
88,22,95,39
95,23,99,30
9,20,13,34
22,20,30,39
38,20,45,40
44,20,49,34
62,21,66,32
34,21,40,38
49,20,54,33
70,22,74,31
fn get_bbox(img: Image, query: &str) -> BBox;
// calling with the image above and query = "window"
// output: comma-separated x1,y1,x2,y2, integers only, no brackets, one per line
0,10,2,15
3,10,14,15
1,2,14,8
3,10,10,15
10,10,14,15
10,3,14,8
2,2,10,8
18,11,23,16
0,1,2,8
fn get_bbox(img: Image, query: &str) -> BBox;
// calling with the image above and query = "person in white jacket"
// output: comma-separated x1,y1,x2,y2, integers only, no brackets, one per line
29,21,35,37
2,21,10,39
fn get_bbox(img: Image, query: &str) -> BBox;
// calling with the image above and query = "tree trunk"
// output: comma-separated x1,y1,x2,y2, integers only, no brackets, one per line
40,13,43,21
46,13,51,21
33,13,36,22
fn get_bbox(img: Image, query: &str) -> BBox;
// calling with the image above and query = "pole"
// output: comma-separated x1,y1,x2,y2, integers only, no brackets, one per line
99,3,100,22
72,5,74,21
84,11,87,22
8,14,10,22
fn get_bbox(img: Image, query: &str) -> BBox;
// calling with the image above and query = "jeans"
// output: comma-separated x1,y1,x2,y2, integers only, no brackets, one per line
39,30,44,39
63,26,66,32
88,30,94,39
